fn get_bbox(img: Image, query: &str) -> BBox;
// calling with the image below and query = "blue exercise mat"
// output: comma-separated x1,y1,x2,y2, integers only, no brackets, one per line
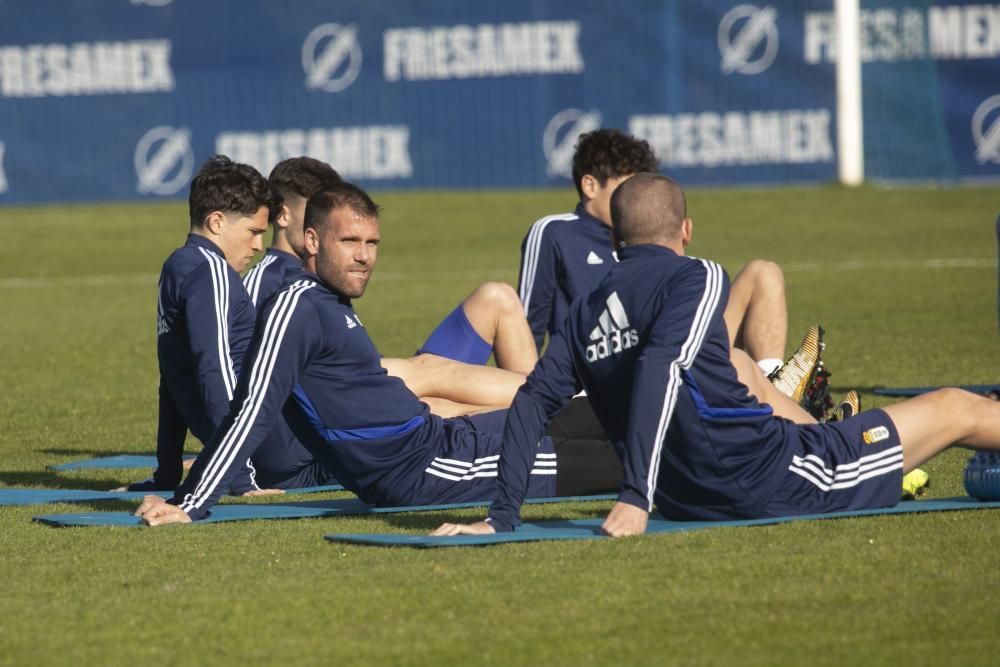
872,384,1000,398
3,483,345,507
33,494,615,527
324,496,1000,548
47,455,194,471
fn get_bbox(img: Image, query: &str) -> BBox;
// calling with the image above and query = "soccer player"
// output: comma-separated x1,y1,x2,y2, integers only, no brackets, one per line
433,173,1000,538
519,129,788,376
243,156,343,309
124,156,281,493
135,183,622,525
239,158,525,486
245,156,534,416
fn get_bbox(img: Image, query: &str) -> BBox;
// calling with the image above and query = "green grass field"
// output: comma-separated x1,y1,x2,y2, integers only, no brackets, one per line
1,184,998,665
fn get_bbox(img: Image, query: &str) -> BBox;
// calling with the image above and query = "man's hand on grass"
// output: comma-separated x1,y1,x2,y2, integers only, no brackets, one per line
430,520,496,536
134,495,192,526
601,501,648,537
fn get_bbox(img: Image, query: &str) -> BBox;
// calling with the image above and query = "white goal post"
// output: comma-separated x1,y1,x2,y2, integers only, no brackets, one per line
836,0,864,186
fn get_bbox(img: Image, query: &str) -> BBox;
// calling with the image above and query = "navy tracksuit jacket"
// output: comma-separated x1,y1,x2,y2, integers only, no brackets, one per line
170,271,557,521
518,204,616,351
489,244,799,531
145,234,256,491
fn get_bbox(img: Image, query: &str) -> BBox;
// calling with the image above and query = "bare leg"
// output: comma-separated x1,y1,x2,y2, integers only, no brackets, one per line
460,282,538,374
420,397,507,418
381,354,527,407
724,260,788,362
882,388,1000,472
731,348,815,424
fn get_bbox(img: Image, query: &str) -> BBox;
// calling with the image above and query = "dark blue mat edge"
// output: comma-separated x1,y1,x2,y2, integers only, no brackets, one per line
33,493,616,527
324,497,1000,548
47,455,195,471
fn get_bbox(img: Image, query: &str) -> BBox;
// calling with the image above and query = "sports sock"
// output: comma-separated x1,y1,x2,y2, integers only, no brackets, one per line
757,358,783,376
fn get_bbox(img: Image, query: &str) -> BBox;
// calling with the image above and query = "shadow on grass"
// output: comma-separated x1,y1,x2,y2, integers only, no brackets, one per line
40,448,157,457
841,385,1000,399
376,513,483,531
0,470,126,490
32,500,140,515
377,509,604,532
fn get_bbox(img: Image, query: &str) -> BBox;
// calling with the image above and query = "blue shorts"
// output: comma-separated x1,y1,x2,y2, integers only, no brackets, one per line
416,304,493,365
402,409,558,506
763,409,904,516
251,420,338,490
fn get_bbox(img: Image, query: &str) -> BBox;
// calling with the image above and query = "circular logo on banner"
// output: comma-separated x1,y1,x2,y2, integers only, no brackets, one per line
135,126,194,196
972,94,1000,165
718,5,779,75
302,23,362,93
543,109,602,178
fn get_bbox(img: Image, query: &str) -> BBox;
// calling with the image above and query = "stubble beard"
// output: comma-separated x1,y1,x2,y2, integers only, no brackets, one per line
325,265,369,299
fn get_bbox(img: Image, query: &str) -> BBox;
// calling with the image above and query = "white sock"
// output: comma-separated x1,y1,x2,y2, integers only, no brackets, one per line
757,358,783,376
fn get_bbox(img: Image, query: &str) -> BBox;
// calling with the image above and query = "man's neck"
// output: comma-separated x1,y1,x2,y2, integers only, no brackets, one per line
656,239,686,256
189,226,219,246
270,231,298,257
580,201,611,228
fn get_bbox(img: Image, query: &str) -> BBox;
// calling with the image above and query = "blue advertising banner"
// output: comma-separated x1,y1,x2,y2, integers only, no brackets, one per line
0,0,996,204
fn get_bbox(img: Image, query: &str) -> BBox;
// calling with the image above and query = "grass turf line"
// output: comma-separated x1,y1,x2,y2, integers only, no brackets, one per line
1,185,999,664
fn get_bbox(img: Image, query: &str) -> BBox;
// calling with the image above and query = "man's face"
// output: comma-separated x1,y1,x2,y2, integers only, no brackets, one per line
313,207,380,299
283,195,308,258
583,173,633,227
217,206,269,271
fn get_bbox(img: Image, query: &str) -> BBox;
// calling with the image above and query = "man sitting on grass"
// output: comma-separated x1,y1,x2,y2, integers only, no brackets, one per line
124,156,281,493
433,173,1000,538
247,155,537,417
519,128,789,377
240,158,545,489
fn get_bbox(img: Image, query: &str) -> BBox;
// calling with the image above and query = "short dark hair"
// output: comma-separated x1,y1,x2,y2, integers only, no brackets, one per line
304,182,381,234
610,172,687,246
268,157,343,203
189,155,281,228
572,129,659,199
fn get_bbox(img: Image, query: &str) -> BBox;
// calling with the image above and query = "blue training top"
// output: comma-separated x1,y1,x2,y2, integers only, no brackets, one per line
518,204,617,351
149,234,257,491
242,247,302,308
489,244,794,532
240,247,320,488
170,270,483,521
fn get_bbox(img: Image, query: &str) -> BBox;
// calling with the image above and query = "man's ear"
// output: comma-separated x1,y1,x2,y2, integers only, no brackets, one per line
681,217,693,246
274,204,291,231
303,226,319,257
203,211,226,236
579,174,599,201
